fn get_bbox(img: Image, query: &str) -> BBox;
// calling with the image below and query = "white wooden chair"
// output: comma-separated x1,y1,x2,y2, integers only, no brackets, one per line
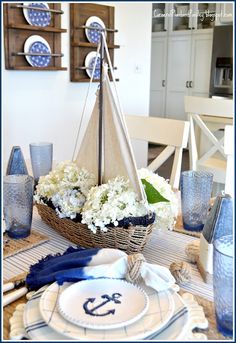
125,115,190,190
185,96,233,187
224,125,234,197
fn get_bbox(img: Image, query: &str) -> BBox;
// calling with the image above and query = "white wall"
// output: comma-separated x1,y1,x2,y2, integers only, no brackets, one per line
114,2,152,167
2,2,152,170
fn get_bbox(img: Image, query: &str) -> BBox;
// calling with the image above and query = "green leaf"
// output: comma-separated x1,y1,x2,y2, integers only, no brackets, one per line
141,179,170,204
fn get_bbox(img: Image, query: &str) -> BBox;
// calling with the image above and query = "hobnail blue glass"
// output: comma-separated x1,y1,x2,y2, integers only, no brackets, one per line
30,142,53,182
180,170,213,231
3,175,34,239
213,235,233,337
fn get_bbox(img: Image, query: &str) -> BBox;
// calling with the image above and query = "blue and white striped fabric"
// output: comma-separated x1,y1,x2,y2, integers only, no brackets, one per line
26,246,175,292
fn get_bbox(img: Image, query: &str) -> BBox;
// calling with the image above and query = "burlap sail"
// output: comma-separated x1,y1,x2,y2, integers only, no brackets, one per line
76,70,145,201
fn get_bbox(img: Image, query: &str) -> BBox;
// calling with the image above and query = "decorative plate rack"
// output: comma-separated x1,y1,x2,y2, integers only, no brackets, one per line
3,3,67,71
70,3,120,82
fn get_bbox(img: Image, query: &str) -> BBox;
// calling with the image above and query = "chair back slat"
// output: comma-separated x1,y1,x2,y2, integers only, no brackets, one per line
125,115,190,189
185,96,233,118
125,115,189,148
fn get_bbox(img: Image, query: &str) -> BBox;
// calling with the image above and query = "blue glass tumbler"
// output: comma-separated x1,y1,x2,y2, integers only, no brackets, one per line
180,171,213,231
3,175,34,239
30,142,53,182
213,235,233,337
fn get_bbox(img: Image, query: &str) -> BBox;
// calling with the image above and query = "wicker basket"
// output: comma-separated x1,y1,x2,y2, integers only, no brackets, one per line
36,203,154,254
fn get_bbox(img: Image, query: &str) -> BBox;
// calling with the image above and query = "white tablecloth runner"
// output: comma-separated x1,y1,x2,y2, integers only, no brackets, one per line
3,209,213,301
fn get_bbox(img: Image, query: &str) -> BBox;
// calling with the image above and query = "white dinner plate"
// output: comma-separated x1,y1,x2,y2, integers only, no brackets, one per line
24,35,51,67
85,51,101,79
23,2,51,27
85,16,106,44
58,279,149,330
39,281,174,340
24,283,187,341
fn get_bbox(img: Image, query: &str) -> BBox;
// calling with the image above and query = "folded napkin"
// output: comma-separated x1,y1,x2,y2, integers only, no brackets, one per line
26,247,175,292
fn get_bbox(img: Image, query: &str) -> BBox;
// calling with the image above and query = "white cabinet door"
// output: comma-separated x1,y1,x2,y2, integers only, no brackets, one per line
220,3,233,24
168,3,193,32
190,32,213,97
165,34,191,120
149,36,167,117
215,3,233,25
152,3,169,33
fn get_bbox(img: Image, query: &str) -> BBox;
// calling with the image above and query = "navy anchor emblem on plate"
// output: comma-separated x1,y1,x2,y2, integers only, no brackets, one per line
83,293,122,317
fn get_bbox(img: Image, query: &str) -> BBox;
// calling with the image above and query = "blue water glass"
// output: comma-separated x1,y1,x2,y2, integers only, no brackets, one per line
213,235,233,337
3,175,34,239
180,171,213,231
30,142,53,182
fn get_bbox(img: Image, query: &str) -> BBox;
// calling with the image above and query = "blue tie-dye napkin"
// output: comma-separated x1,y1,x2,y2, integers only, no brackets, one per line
26,246,175,292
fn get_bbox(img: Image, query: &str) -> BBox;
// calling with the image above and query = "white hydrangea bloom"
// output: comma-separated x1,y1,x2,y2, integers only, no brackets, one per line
52,189,86,219
138,168,178,230
81,177,150,233
34,161,95,217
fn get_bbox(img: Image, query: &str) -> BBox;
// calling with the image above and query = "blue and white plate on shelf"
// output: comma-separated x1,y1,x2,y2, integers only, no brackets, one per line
85,51,101,80
23,2,51,27
85,16,106,44
24,35,51,67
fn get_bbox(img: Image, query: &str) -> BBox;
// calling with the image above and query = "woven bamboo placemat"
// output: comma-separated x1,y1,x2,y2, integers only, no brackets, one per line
3,230,49,258
173,215,201,238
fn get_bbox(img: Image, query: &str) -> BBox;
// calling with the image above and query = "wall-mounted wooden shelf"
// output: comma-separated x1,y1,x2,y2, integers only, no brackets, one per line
10,4,64,14
7,23,67,33
7,66,67,71
70,3,119,82
76,78,119,83
4,3,67,71
71,41,120,49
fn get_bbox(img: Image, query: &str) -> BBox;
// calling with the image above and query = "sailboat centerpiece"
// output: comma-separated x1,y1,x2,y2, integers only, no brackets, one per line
36,33,156,253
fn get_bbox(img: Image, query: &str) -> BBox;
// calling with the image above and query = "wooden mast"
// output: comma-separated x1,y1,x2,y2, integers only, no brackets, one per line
98,34,104,185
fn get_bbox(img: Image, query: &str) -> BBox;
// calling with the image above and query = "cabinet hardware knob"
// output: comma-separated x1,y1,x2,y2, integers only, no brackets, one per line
162,80,166,87
189,81,193,88
186,81,189,88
